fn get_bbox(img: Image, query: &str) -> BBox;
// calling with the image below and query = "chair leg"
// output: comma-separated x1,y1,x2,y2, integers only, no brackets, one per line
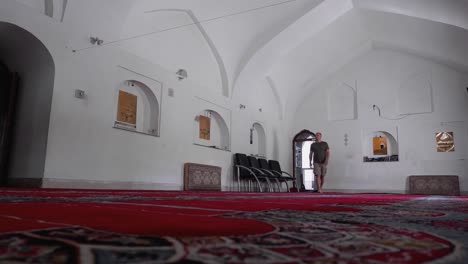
274,179,281,192
294,181,299,192
253,177,263,192
265,178,273,192
265,180,270,192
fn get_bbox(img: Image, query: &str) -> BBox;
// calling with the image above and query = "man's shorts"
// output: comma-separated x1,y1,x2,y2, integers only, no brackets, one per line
313,163,327,176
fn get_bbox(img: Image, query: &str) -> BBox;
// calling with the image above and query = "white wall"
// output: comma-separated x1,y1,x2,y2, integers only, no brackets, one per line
119,9,223,98
231,76,291,169
9,0,466,193
1,0,291,191
294,48,468,193
43,45,238,190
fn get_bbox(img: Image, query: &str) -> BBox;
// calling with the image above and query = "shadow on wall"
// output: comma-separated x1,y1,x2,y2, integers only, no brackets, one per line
272,129,279,160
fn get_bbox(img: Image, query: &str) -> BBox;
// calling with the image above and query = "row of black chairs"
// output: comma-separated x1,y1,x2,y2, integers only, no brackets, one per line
233,153,296,192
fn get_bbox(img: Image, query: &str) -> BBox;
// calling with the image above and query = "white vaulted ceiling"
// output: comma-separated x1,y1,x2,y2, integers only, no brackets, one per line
17,0,468,117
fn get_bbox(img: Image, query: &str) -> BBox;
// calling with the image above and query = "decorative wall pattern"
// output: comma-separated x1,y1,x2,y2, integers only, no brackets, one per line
184,163,221,191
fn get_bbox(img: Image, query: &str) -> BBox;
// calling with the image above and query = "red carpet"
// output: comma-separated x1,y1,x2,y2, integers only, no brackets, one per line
0,188,467,263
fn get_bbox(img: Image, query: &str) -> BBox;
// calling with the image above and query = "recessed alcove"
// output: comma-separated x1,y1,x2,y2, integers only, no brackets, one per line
362,129,399,162
328,82,357,121
250,122,266,158
397,71,432,115
193,109,230,151
113,79,160,137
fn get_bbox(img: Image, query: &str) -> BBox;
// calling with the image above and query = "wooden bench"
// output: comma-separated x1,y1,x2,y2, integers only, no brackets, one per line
184,163,221,191
408,175,460,196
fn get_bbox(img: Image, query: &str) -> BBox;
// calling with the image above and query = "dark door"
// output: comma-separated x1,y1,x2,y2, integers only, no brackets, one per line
0,63,19,185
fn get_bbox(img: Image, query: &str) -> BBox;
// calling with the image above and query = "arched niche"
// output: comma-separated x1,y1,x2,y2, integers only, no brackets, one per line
250,122,266,157
397,71,432,115
114,80,160,136
362,130,399,162
328,82,357,121
193,109,230,151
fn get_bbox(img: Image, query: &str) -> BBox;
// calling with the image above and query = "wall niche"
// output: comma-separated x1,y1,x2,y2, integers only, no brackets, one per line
362,128,399,162
250,122,266,158
113,79,161,136
193,109,230,151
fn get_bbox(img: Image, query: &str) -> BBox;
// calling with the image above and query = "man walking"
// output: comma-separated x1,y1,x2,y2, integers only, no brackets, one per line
309,132,330,193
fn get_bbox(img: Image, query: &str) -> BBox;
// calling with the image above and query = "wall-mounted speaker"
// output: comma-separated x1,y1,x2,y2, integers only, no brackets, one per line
74,89,86,99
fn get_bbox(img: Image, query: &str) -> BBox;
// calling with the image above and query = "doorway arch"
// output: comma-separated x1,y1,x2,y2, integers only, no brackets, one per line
0,22,55,186
292,129,316,191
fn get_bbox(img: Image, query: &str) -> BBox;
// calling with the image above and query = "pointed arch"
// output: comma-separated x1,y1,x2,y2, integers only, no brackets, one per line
144,9,229,97
232,0,353,98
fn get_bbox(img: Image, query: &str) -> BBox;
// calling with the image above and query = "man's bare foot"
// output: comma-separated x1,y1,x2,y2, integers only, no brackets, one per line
318,189,322,193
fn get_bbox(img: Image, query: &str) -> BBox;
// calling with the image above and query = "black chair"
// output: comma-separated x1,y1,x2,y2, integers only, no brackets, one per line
247,156,279,192
234,153,270,192
268,159,297,192
258,158,291,192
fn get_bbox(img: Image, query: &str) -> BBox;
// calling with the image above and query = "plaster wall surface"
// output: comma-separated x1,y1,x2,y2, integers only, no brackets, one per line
0,0,290,190
294,49,468,193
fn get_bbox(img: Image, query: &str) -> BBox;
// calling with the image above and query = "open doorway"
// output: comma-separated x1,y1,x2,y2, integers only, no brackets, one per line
292,129,316,191
0,63,18,185
0,22,55,186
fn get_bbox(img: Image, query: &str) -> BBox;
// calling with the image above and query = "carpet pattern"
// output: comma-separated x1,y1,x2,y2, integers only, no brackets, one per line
408,175,460,195
0,189,467,263
184,163,221,191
